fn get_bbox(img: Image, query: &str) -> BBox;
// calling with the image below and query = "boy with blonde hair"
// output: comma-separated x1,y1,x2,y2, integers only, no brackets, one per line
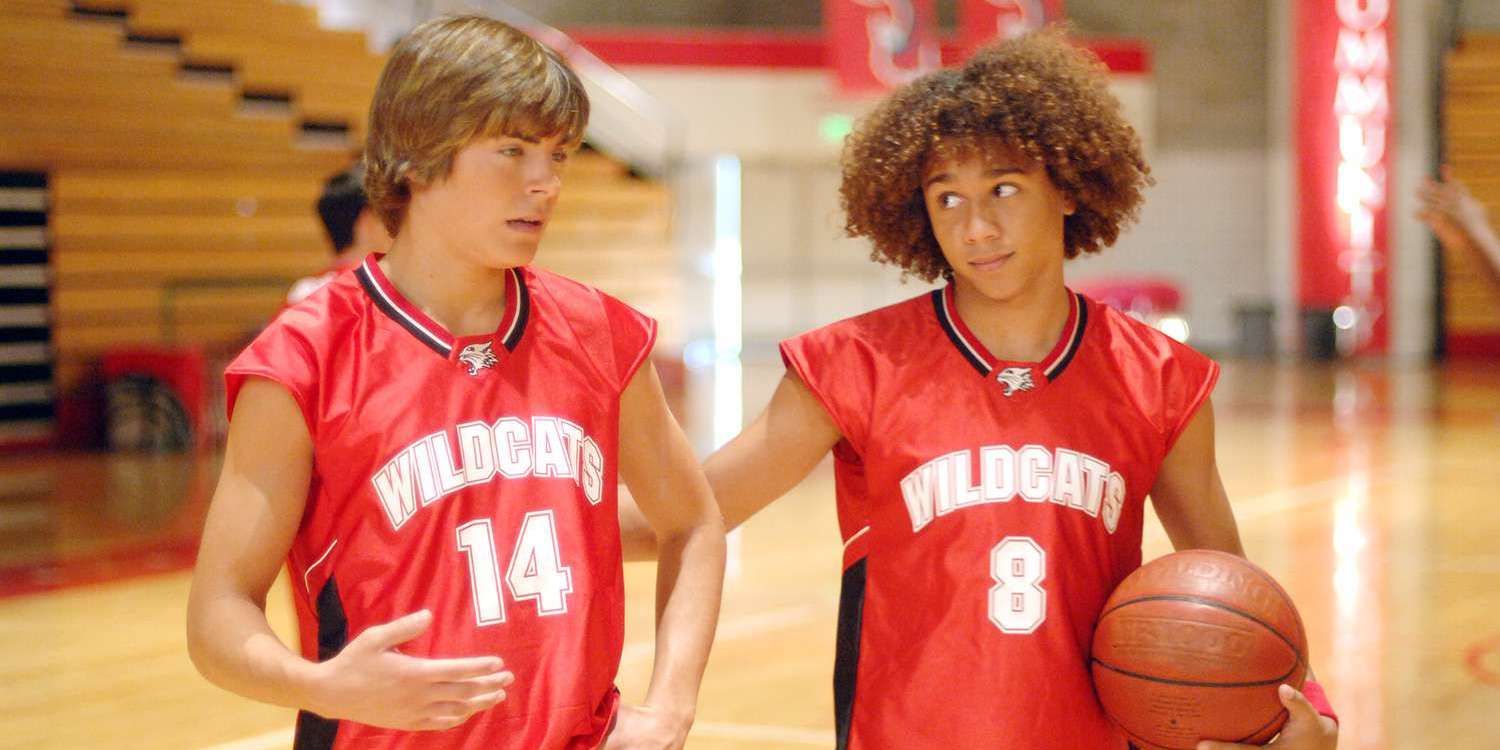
188,16,725,749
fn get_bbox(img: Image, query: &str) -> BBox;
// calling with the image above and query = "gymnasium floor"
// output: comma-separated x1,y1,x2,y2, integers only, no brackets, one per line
1,359,1498,749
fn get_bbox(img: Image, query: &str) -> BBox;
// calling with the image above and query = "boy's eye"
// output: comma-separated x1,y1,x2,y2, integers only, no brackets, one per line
552,151,569,164
938,193,961,209
995,184,1019,198
499,146,523,156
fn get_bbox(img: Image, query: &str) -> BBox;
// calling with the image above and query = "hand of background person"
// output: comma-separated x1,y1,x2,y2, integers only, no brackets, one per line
1418,165,1491,252
1196,684,1338,750
601,702,693,750
307,610,515,731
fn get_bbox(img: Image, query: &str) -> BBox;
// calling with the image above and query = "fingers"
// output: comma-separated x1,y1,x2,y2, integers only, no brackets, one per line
360,609,433,650
426,689,507,717
429,672,515,701
413,713,474,732
1441,163,1453,181
415,654,509,681
1279,682,1319,719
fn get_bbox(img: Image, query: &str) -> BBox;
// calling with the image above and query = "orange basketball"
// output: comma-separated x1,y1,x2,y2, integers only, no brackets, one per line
1091,550,1307,750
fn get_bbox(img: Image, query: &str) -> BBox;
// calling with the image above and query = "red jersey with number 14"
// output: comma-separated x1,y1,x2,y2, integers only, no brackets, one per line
780,286,1218,749
226,256,656,750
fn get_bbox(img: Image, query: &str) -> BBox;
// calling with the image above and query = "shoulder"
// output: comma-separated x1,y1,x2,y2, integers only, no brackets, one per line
1079,295,1219,446
524,266,630,312
1082,295,1214,374
523,267,657,391
271,271,365,346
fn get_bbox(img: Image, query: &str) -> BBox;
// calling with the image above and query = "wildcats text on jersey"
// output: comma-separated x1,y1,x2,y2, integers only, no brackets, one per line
373,415,606,530
899,444,1126,534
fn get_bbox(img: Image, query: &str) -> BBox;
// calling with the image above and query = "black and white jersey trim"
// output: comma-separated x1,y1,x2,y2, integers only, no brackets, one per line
931,286,1089,382
356,264,449,356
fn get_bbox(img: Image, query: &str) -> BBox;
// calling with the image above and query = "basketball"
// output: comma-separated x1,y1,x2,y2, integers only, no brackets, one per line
1091,550,1308,750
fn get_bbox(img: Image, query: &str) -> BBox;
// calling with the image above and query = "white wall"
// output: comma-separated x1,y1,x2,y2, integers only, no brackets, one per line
1066,148,1271,351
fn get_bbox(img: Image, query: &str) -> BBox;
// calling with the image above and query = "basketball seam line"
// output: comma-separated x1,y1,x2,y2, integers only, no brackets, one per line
1096,593,1306,664
1091,657,1297,689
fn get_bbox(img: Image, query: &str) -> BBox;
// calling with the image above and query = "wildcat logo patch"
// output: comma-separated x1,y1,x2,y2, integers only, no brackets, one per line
458,341,498,376
995,366,1034,397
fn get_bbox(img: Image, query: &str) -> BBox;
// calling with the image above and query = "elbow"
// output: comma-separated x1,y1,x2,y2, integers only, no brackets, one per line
184,599,214,681
184,584,231,685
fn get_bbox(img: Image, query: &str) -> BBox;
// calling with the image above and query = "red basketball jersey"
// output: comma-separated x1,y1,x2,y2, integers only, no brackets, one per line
780,285,1218,749
226,256,656,750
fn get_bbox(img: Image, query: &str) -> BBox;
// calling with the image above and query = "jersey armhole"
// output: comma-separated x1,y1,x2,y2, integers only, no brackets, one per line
1161,359,1220,456
225,367,317,439
779,340,859,451
618,316,659,393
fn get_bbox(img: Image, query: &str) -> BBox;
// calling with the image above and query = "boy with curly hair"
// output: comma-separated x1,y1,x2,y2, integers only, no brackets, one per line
624,27,1339,749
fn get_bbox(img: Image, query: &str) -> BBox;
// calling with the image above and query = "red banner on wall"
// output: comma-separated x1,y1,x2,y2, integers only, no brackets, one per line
825,0,941,94
957,0,1065,56
1295,0,1393,354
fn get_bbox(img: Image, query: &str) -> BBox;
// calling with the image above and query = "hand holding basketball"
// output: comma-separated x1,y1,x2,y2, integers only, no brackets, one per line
1196,684,1338,749
307,609,515,731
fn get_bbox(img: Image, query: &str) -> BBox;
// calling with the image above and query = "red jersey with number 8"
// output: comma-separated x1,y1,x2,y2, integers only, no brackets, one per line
226,256,655,750
780,286,1218,749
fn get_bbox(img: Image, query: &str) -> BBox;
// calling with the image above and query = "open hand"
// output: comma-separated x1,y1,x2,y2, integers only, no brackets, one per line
308,610,514,731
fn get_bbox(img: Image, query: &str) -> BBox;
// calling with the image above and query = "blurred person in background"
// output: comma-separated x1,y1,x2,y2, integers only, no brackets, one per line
1418,165,1500,279
286,162,394,306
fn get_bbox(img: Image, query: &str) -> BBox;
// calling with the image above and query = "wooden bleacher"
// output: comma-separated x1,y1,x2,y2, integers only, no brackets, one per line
1,0,679,412
1443,32,1500,353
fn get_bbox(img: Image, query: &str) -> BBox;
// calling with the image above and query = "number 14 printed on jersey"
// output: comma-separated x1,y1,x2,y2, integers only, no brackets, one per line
456,510,575,625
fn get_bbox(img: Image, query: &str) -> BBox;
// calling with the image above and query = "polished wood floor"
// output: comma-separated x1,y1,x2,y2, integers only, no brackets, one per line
1,360,1498,749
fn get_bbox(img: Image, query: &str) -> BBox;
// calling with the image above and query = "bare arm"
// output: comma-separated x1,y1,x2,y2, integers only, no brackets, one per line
1148,397,1243,556
186,377,510,731
609,362,727,747
617,371,843,560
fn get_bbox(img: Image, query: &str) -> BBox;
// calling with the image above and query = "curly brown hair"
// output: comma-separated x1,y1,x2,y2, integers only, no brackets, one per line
840,27,1151,282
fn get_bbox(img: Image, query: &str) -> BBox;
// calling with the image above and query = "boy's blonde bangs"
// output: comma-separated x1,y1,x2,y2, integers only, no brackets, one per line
470,51,589,147
364,15,591,234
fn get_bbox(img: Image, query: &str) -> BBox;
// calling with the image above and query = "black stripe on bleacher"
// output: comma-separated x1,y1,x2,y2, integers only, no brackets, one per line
0,174,45,189
124,32,182,49
0,329,50,345
0,366,52,383
301,121,350,135
0,290,48,306
0,252,47,266
71,5,128,21
0,403,55,422
0,211,46,228
181,61,234,76
243,90,294,105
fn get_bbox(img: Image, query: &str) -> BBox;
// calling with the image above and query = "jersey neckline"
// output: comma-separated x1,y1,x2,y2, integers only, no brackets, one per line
355,254,530,359
930,284,1088,388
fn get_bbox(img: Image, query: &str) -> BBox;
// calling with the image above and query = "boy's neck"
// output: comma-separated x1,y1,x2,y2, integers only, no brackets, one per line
380,229,509,339
952,275,1072,364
